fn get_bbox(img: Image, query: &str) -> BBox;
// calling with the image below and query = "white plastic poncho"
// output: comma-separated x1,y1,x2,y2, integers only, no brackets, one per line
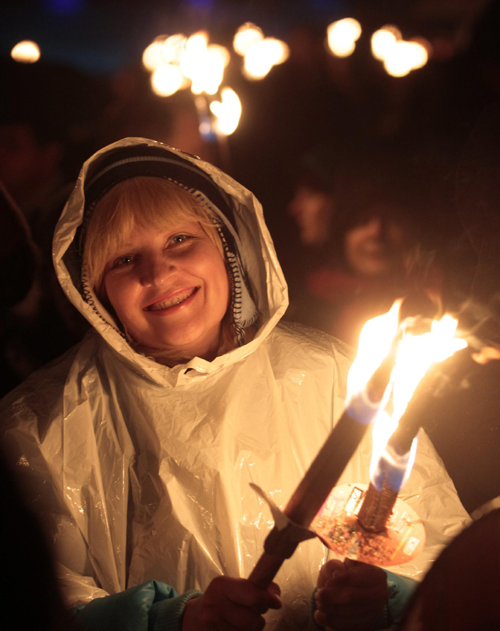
1,138,470,630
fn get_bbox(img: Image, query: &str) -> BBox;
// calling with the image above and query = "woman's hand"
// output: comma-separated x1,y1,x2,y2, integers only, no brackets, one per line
182,576,281,631
314,558,389,630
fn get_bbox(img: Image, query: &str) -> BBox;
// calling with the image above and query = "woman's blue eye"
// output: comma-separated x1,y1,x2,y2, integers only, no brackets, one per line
171,234,189,245
113,254,134,268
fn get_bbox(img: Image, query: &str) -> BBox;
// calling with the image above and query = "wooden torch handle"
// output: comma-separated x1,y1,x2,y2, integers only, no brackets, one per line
248,411,372,590
248,551,288,589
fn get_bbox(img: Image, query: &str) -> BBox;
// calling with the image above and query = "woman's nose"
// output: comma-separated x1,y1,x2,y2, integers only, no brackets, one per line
140,255,174,287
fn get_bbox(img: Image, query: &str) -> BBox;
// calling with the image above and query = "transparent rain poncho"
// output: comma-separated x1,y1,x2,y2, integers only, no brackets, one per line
0,138,470,629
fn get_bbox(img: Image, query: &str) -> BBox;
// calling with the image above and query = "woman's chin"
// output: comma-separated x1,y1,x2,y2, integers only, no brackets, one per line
134,329,222,363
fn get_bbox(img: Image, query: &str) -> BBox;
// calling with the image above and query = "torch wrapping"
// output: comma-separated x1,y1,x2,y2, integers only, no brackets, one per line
357,461,401,533
356,370,436,533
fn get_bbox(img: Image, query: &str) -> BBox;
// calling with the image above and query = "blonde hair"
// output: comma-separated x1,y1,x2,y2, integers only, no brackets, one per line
84,177,224,296
83,176,236,363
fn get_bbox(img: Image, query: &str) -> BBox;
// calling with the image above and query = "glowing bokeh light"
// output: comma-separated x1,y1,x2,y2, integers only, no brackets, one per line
151,64,185,97
327,18,362,58
407,39,429,69
371,27,430,78
11,40,41,64
179,32,228,94
233,23,264,56
179,32,208,88
383,40,429,77
186,31,209,56
144,30,231,97
208,44,231,69
263,38,290,65
243,38,289,80
162,34,187,65
243,50,273,80
143,34,187,72
383,53,412,77
143,37,168,71
210,88,242,135
370,25,401,61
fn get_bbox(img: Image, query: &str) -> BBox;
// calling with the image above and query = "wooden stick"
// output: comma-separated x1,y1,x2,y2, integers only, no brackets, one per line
249,411,371,588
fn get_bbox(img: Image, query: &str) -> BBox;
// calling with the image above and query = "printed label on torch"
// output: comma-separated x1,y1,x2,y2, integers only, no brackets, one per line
310,483,426,567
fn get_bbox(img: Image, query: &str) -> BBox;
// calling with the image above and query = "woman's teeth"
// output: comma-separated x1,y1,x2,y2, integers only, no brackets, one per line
148,288,197,310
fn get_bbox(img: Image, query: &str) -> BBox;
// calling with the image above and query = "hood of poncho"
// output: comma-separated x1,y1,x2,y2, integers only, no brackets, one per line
53,137,288,385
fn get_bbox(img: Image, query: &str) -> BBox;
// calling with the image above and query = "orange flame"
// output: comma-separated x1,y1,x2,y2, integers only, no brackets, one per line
347,300,401,404
348,302,467,488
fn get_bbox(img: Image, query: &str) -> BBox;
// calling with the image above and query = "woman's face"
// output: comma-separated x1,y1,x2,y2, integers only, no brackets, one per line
344,212,408,277
287,185,334,246
103,220,230,361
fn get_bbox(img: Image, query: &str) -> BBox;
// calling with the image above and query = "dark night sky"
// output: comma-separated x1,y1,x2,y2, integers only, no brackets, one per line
0,0,348,74
0,0,488,74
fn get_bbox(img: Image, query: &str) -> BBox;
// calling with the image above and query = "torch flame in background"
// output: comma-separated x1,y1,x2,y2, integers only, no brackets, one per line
210,88,242,136
383,41,429,78
144,32,230,97
326,18,362,58
370,25,431,77
163,34,186,66
234,23,289,81
180,32,230,95
233,23,264,56
151,64,186,97
243,38,290,80
145,34,191,97
11,40,41,64
142,30,240,137
143,39,164,72
371,26,402,61
143,35,185,72
349,302,468,490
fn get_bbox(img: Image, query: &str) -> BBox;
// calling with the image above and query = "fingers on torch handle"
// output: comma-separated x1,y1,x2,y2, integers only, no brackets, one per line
249,552,285,590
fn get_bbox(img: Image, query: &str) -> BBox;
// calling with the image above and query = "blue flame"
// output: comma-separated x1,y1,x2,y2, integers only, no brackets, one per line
372,446,411,493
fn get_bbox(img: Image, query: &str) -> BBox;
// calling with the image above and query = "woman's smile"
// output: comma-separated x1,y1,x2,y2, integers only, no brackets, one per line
145,286,200,313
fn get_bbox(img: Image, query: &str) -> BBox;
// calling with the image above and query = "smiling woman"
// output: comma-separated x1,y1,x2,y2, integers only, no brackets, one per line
0,138,471,631
84,176,232,364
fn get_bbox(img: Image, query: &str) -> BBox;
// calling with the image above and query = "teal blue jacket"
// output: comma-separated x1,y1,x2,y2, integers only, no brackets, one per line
72,580,201,631
73,570,416,631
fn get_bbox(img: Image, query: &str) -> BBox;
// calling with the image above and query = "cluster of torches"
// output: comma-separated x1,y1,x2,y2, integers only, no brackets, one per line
328,19,429,77
11,19,431,139
143,31,242,138
140,25,289,138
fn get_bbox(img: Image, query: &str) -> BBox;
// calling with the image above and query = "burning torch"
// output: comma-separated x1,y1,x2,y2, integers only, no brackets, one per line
249,301,469,587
